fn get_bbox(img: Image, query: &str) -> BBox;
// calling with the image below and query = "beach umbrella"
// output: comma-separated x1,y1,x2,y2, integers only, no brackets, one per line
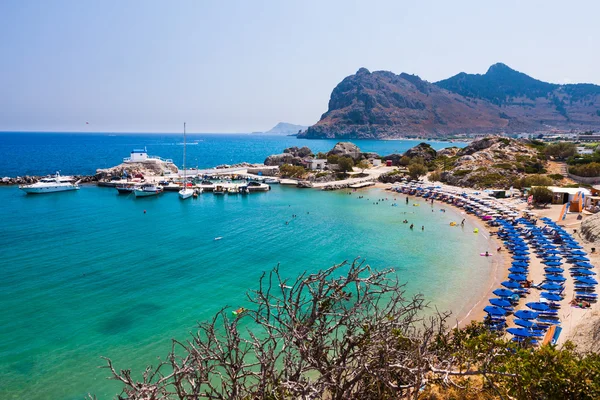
545,275,566,282
526,302,550,311
542,244,557,249
564,243,583,249
575,276,598,285
540,282,562,291
508,274,527,281
502,280,521,289
513,255,529,260
575,262,593,268
493,288,515,297
544,256,562,261
544,267,564,273
512,261,529,267
513,251,531,256
571,256,590,261
570,250,587,255
515,309,539,320
544,249,561,254
571,269,596,275
489,298,512,308
509,267,527,273
484,306,507,316
514,319,534,328
543,261,563,267
540,292,562,301
507,327,534,337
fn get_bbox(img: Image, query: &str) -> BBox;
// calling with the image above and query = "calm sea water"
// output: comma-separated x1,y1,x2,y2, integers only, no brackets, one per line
0,133,487,399
0,132,464,177
0,184,493,399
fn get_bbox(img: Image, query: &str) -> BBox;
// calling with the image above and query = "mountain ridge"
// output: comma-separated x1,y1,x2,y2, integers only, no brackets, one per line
300,64,600,139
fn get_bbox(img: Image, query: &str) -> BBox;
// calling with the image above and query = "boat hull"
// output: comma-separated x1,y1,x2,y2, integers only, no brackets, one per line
20,186,79,194
133,189,163,197
179,189,194,200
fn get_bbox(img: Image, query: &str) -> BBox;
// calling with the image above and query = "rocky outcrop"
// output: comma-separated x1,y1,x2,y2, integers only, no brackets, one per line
437,147,460,158
96,161,178,180
327,142,362,161
264,146,314,166
581,213,600,243
378,171,406,183
403,142,437,162
440,136,541,188
299,64,600,139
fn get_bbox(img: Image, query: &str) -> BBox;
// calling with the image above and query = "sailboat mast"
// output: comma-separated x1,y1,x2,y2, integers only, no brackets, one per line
183,122,186,184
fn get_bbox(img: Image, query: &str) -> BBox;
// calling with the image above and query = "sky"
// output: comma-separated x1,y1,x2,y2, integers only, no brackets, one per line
1,0,599,133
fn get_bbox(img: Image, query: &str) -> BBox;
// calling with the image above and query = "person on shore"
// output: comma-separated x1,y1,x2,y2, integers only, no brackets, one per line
497,246,502,252
461,219,465,226
406,197,409,204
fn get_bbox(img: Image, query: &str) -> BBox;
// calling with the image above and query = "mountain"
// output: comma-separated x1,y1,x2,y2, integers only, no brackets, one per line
300,64,600,139
263,122,309,135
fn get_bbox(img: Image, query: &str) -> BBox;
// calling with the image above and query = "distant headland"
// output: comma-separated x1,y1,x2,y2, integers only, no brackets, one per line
299,63,600,140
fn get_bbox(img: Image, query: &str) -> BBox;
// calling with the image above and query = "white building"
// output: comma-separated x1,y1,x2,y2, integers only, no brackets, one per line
371,159,382,167
123,147,173,164
308,159,328,170
577,146,594,155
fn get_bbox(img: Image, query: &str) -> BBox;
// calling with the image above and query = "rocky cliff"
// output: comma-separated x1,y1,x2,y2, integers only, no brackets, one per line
300,64,600,139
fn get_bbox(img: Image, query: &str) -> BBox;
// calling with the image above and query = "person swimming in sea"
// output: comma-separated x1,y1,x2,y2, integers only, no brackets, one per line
410,224,414,230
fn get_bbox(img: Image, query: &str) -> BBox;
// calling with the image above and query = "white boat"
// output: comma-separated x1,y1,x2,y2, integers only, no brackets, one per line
178,122,194,200
213,185,225,195
20,172,80,194
247,181,270,192
264,178,279,184
134,184,163,197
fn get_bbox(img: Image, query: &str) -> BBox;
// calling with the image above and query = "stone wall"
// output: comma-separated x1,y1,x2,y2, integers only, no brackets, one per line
568,173,600,185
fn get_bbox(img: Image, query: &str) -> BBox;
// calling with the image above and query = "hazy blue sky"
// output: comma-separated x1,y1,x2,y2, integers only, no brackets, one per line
1,0,599,133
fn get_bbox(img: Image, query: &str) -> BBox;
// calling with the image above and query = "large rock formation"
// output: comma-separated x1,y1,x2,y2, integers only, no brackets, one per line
403,142,437,162
264,146,313,166
327,142,362,161
440,136,541,188
299,64,600,139
581,213,600,243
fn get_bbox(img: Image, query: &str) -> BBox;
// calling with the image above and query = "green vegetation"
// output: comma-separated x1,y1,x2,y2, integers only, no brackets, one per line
356,160,370,173
429,170,442,182
316,152,327,159
336,156,354,172
569,162,600,177
548,173,564,180
544,142,577,160
453,169,471,177
100,263,600,400
512,175,554,189
279,164,307,178
531,186,553,205
408,163,428,180
468,173,508,188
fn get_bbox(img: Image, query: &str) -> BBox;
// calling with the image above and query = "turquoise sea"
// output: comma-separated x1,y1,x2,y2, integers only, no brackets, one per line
0,183,493,399
0,133,492,399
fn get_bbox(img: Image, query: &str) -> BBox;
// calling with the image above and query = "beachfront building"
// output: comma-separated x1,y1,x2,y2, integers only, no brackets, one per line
123,147,174,164
308,159,328,170
545,186,591,205
577,146,594,155
371,159,382,167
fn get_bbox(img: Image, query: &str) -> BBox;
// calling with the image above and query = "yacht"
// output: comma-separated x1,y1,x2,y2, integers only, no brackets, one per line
133,184,163,198
178,123,194,200
19,172,80,194
115,183,136,194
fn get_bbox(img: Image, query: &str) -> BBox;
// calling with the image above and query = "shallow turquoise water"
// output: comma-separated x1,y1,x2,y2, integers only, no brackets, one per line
0,185,492,399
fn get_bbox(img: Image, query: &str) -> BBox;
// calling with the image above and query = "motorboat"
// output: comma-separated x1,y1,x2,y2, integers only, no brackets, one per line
134,184,163,197
115,183,136,194
264,178,279,184
227,186,239,194
213,185,225,195
20,172,80,194
179,123,194,200
246,181,270,192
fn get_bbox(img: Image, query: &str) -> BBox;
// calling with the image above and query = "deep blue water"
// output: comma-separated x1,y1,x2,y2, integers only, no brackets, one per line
0,132,464,176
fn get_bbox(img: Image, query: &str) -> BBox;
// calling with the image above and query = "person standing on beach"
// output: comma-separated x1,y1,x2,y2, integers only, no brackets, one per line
461,219,465,226
406,197,409,204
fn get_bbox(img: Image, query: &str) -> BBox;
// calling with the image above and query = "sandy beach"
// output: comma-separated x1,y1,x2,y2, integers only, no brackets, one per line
375,182,598,347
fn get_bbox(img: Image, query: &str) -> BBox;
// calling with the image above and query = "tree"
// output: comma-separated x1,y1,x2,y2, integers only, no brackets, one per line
356,160,370,173
530,186,553,205
408,163,428,180
279,164,307,178
96,261,600,400
336,156,354,173
544,142,577,160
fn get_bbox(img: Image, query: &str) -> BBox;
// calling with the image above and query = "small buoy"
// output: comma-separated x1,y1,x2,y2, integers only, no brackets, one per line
473,228,479,233
450,222,457,226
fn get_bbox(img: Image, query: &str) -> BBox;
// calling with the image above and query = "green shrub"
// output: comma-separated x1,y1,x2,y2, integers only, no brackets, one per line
569,162,600,177
453,169,471,177
548,173,564,180
544,142,577,160
279,164,307,178
530,186,553,204
494,163,514,170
